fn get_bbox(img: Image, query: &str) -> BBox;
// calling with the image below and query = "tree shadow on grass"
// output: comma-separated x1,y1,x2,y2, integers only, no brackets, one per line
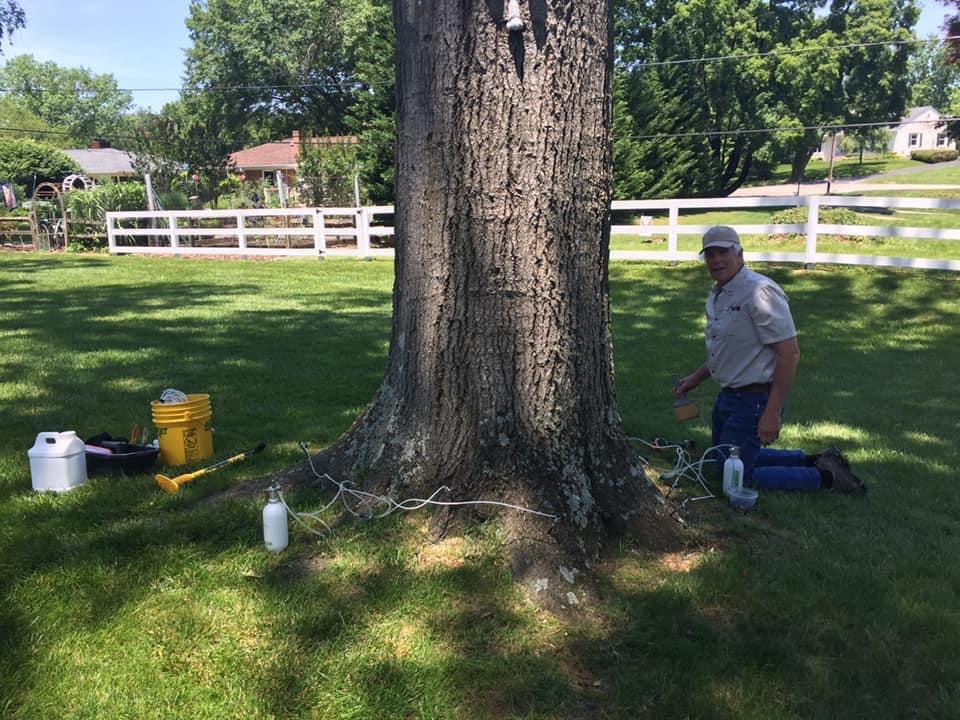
0,267,393,495
0,257,395,714
249,523,580,719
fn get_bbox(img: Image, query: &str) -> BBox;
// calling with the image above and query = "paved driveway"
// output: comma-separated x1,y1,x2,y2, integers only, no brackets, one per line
732,180,960,196
733,160,960,196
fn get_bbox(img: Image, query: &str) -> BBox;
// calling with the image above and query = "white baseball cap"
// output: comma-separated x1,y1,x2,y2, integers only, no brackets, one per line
700,226,742,254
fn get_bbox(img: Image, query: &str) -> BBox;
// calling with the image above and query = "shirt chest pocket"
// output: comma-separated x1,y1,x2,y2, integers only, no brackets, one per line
709,306,754,341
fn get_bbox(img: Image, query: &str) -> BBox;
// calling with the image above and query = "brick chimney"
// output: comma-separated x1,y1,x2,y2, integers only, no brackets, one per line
291,130,300,148
89,138,111,149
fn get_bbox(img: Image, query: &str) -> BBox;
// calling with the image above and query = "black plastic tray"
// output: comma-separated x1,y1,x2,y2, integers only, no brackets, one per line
85,435,159,476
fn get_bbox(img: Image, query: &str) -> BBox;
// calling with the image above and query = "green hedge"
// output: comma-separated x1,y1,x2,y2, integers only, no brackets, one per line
910,148,959,163
0,138,74,196
770,206,863,226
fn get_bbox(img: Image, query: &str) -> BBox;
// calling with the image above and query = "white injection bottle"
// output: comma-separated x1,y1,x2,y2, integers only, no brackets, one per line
263,484,289,553
722,446,744,498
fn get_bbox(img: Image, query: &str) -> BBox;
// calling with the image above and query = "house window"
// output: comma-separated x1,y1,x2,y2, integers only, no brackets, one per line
937,133,948,147
908,133,920,148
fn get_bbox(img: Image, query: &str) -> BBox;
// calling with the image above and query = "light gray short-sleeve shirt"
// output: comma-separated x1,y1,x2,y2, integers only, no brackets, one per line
704,266,797,388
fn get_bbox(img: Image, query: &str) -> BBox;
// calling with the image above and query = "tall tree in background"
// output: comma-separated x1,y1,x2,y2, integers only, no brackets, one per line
340,0,395,203
125,96,237,201
614,0,813,197
908,34,960,109
765,30,844,184
0,96,61,145
937,0,960,139
0,55,132,145
613,0,918,195
312,1,670,597
183,0,395,201
826,0,917,168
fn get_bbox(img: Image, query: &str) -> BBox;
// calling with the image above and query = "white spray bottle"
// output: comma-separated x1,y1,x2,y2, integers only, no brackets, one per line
263,483,288,553
722,446,744,498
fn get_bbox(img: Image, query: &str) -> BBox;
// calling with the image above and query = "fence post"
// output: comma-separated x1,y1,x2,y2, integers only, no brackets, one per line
237,212,247,251
667,204,679,263
313,209,326,256
106,213,116,253
169,213,179,251
357,207,371,260
805,197,819,269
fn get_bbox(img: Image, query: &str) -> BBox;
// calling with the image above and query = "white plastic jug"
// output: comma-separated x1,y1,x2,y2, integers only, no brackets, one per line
28,431,88,492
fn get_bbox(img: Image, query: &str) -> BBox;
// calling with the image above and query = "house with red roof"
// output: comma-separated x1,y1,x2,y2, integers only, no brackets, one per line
228,131,357,189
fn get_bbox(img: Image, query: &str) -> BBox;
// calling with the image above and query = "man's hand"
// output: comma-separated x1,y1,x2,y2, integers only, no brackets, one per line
674,365,710,397
757,406,782,446
759,337,800,445
673,375,698,397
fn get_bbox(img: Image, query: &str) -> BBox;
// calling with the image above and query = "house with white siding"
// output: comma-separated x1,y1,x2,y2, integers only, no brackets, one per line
888,106,955,156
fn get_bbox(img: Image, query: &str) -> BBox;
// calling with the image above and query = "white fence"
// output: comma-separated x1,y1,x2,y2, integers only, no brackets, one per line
107,196,960,271
106,206,395,259
611,195,960,271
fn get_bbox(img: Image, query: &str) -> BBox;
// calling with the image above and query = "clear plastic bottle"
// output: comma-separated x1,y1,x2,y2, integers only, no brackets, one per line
263,484,289,553
722,446,744,498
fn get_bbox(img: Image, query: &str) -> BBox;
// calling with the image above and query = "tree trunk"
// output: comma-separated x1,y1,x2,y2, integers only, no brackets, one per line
316,0,671,603
788,132,819,184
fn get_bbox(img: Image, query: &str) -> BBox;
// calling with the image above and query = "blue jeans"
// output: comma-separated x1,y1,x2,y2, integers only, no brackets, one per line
711,389,822,491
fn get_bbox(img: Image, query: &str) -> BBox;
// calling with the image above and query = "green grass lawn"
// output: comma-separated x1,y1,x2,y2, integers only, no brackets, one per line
747,156,916,185
868,162,960,184
1,254,959,719
751,156,920,185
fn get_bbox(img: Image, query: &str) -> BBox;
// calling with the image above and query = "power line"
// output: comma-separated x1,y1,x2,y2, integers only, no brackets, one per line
636,35,960,69
0,34,955,97
2,114,955,148
620,117,960,142
0,80,371,98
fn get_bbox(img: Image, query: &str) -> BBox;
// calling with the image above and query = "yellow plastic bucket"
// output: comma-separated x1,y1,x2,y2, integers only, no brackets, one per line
151,393,214,466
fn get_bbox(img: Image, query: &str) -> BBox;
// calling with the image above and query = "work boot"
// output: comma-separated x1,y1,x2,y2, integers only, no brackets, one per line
817,446,852,470
816,453,866,495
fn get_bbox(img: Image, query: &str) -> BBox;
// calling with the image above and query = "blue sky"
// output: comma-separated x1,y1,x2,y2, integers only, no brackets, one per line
8,0,193,110
2,0,955,112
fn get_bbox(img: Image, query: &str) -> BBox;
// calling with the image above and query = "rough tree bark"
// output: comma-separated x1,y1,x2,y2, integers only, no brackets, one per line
315,0,672,603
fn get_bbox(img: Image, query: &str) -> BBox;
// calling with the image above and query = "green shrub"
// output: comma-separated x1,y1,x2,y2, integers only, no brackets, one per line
63,182,147,251
298,142,359,206
910,148,959,163
158,190,188,210
65,182,146,220
770,206,863,226
769,206,870,243
0,138,74,195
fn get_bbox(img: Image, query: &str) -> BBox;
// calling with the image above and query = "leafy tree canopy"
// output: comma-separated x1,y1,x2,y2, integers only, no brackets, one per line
908,35,960,109
0,0,23,50
184,0,355,140
0,96,65,146
0,137,74,195
182,0,395,201
123,97,237,202
0,55,132,145
613,0,920,196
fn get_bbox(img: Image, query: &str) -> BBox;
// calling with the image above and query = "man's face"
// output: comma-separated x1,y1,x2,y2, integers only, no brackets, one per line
703,246,744,286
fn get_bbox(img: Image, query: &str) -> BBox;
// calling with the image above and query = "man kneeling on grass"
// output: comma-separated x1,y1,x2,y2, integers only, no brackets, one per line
674,226,866,495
